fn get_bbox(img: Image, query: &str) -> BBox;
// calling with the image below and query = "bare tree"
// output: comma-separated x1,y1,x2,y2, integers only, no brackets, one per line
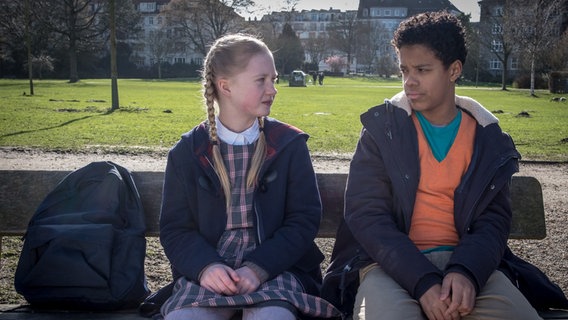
110,0,119,110
355,20,390,74
162,0,252,56
477,2,516,90
33,0,107,83
509,0,566,96
327,11,358,73
303,35,328,65
147,29,175,79
24,0,34,95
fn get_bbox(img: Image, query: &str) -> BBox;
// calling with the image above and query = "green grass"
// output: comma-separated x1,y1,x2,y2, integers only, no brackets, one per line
1,78,567,161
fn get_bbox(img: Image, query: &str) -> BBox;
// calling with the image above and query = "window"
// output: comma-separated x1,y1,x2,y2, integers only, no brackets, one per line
491,40,503,52
494,6,503,16
174,58,185,64
492,23,502,34
511,57,519,70
489,59,502,70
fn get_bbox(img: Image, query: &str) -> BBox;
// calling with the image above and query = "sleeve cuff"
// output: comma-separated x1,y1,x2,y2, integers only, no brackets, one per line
243,261,270,283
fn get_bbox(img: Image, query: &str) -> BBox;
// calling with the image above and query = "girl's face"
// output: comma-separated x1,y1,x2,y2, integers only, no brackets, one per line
398,44,461,125
217,51,278,132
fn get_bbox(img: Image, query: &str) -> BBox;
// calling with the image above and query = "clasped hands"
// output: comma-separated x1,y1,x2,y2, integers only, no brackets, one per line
419,272,476,320
199,263,260,296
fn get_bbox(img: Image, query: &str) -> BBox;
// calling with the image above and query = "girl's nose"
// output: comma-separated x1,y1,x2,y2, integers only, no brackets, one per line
268,83,277,95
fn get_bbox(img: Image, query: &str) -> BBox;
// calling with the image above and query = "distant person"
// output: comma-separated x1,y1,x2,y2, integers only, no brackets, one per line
318,72,324,85
159,33,339,320
312,71,317,85
322,11,568,320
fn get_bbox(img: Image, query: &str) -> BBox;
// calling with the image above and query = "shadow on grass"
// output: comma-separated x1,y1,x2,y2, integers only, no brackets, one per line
0,114,106,139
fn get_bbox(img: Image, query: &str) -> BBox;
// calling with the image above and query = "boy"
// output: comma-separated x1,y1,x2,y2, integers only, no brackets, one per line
322,11,566,320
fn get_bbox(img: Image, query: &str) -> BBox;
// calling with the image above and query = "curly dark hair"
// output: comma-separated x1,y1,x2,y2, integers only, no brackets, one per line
391,11,467,68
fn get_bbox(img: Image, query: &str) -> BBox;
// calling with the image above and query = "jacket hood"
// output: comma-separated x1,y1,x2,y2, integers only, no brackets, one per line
386,91,499,127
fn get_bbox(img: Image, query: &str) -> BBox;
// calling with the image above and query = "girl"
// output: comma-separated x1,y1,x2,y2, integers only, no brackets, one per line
159,33,339,320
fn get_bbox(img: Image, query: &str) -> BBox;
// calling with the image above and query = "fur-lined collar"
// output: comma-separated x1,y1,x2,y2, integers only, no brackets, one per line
386,91,499,127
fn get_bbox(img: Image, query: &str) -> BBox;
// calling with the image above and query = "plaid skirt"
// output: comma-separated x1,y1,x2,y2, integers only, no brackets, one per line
160,229,340,318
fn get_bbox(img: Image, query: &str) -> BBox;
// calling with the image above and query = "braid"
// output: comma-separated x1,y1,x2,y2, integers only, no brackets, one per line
203,61,231,207
247,117,267,188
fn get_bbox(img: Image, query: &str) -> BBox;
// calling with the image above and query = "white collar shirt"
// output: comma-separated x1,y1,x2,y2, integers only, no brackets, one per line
216,117,260,146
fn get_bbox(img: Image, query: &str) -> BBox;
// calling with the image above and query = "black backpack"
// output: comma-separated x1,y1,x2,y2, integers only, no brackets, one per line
14,161,150,310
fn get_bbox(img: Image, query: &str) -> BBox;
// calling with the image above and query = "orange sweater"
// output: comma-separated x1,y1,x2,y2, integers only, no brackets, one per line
409,112,476,251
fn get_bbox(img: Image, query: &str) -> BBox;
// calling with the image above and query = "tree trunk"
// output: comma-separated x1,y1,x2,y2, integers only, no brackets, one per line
69,37,79,83
110,0,119,110
501,55,508,91
25,0,34,95
530,57,535,96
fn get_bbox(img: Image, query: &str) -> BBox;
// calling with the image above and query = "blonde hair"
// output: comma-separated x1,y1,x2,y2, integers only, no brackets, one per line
201,33,269,208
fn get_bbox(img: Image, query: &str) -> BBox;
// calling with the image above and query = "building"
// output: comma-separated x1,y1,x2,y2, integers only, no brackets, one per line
129,0,207,68
130,0,568,81
259,1,462,74
477,0,567,83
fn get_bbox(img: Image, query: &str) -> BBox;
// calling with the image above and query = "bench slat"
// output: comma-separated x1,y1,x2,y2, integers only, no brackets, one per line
0,170,545,239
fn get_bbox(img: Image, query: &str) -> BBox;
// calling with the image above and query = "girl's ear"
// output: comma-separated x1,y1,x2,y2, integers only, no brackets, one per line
217,78,231,96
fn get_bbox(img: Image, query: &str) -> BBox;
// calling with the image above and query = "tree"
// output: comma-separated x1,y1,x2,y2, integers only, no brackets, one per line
147,29,175,79
110,0,119,110
25,0,34,95
303,35,328,66
33,0,107,83
547,30,568,71
325,55,346,73
29,54,55,79
327,11,358,73
163,0,252,56
477,2,516,90
457,13,482,84
355,20,390,74
273,23,304,75
509,0,566,96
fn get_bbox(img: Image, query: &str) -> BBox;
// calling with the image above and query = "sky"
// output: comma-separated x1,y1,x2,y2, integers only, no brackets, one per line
244,0,480,22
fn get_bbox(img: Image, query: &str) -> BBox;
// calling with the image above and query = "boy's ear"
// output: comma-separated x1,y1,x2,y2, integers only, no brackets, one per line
450,60,463,82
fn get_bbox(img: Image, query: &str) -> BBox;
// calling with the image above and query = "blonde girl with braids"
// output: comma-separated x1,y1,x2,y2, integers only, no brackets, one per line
158,33,340,320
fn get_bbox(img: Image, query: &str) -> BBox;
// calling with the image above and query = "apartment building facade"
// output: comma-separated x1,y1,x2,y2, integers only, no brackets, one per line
129,0,565,80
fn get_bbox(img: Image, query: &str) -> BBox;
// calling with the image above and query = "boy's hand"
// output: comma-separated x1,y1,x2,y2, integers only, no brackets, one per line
441,272,475,318
420,284,458,320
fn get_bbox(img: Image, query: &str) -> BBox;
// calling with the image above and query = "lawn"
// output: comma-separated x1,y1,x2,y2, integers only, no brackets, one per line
1,78,567,161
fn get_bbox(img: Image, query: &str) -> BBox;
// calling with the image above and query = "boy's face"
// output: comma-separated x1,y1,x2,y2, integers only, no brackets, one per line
398,44,461,125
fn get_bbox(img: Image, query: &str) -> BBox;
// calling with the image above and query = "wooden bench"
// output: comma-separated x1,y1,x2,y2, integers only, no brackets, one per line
0,170,566,319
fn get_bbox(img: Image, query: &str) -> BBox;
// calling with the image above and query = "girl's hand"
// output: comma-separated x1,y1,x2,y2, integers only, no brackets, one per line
234,266,261,294
199,263,240,295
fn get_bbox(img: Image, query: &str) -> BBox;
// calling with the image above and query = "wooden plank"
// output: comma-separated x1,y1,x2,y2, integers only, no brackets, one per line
0,170,546,239
0,305,145,319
